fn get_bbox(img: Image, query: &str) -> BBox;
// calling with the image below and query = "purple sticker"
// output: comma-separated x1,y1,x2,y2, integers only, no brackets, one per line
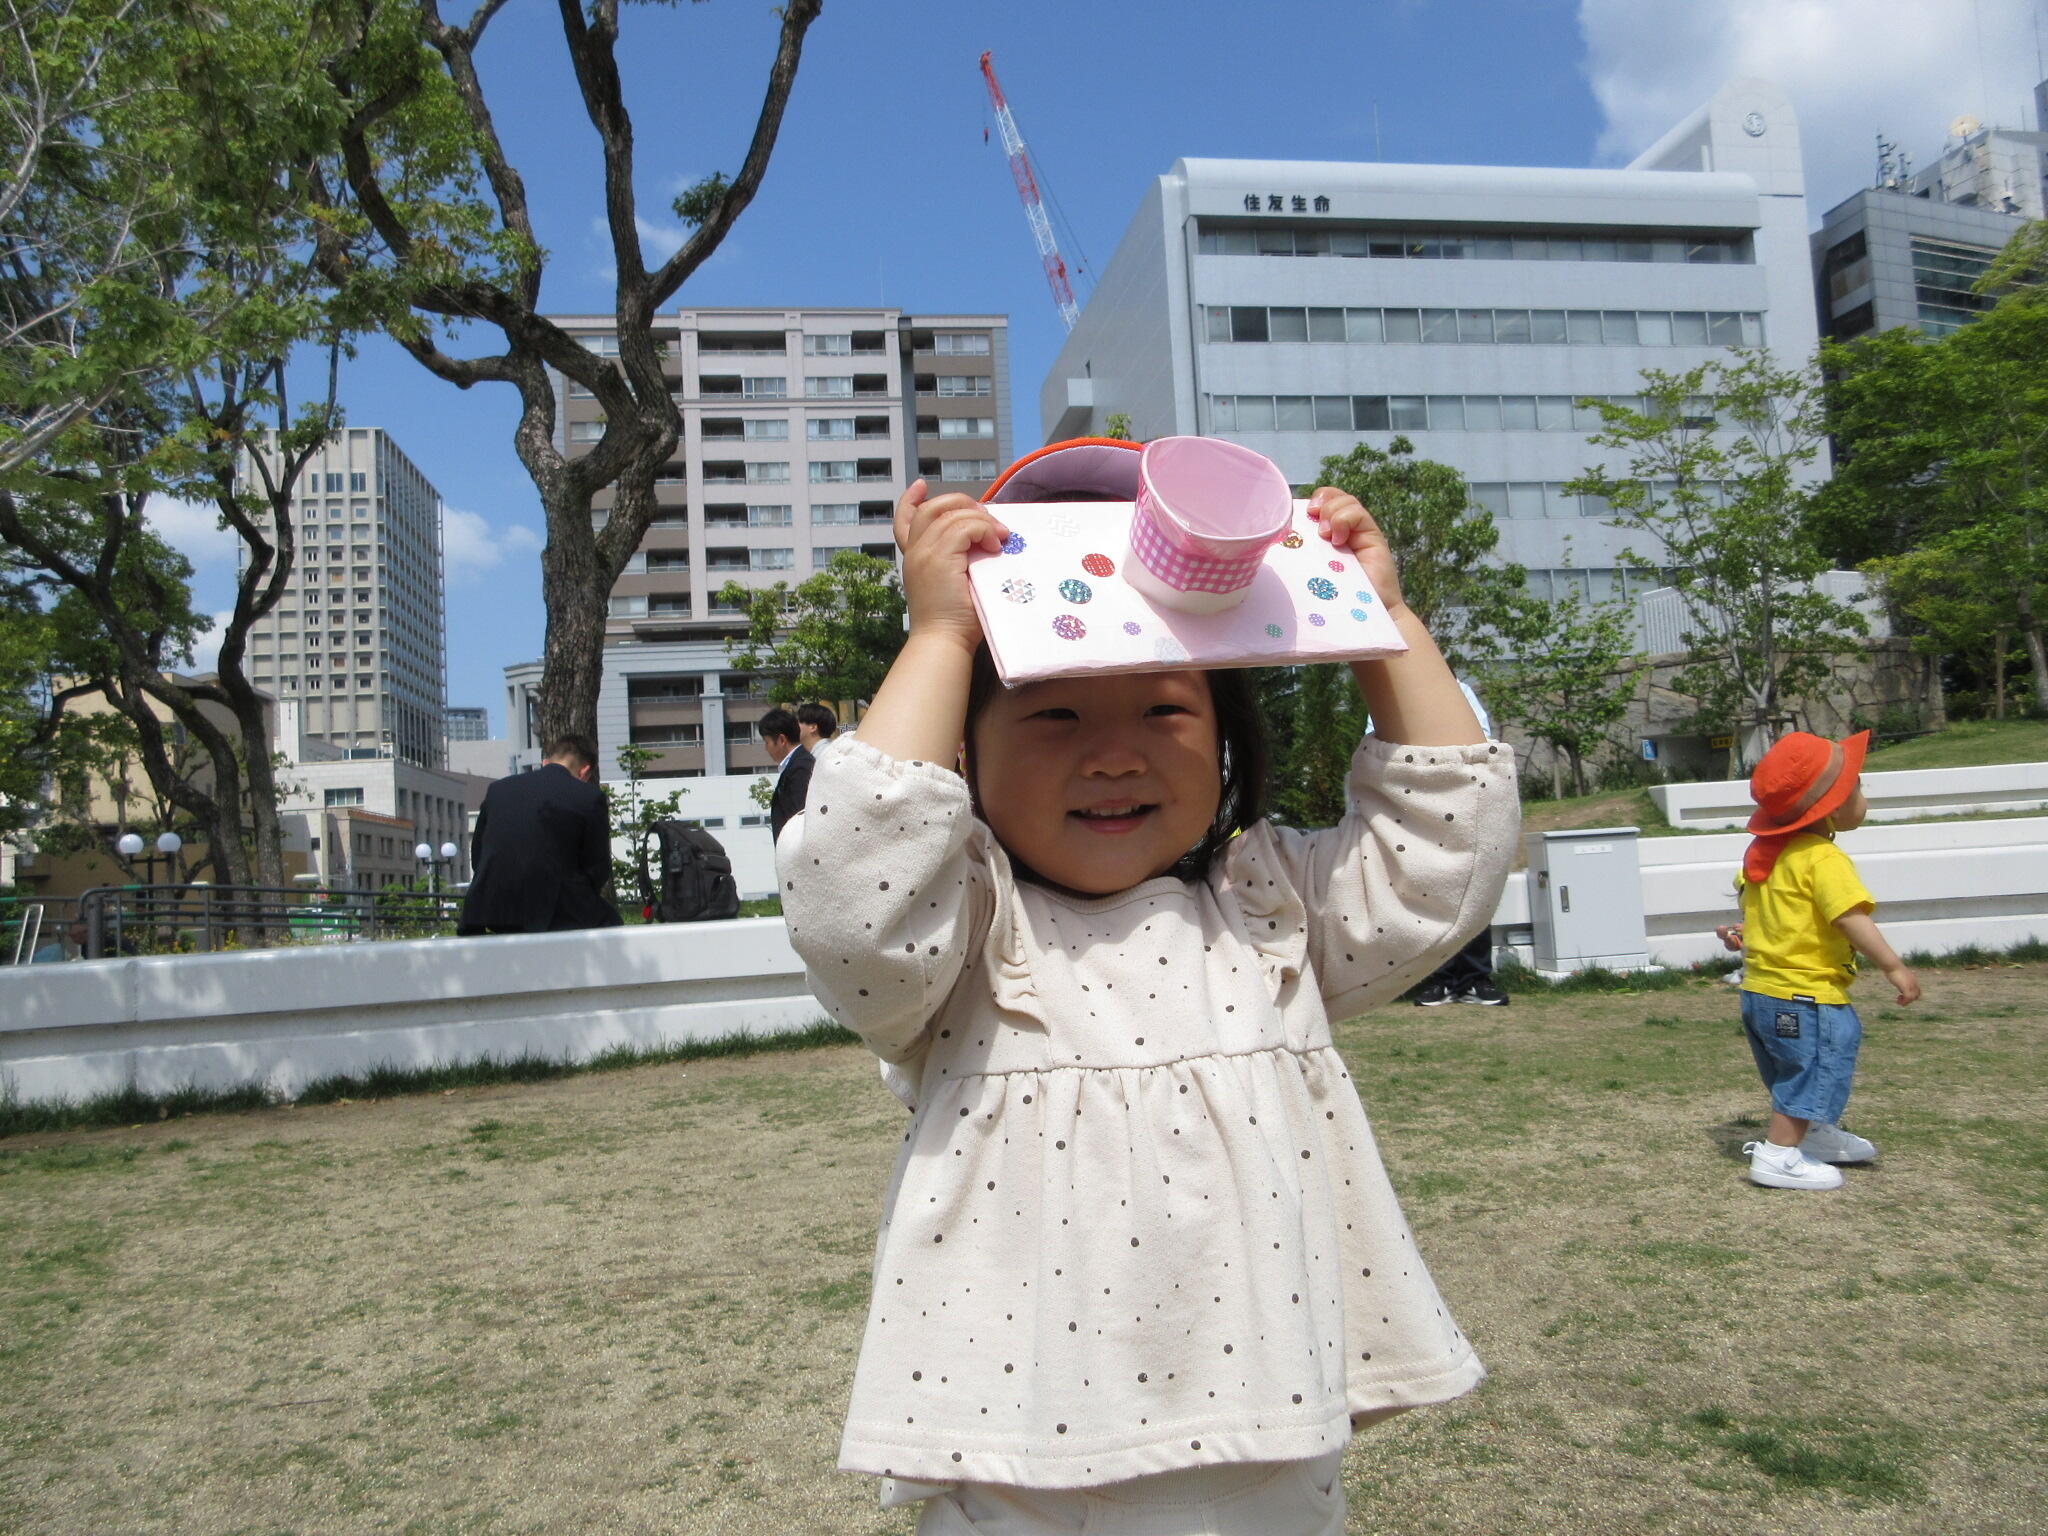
1308,613,1327,627
1001,532,1026,556
1122,620,1142,636
1053,614,1086,640
1264,623,1284,638
1058,578,1093,604
1306,577,1338,601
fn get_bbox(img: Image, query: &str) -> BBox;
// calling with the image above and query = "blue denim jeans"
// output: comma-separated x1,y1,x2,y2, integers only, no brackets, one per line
1740,991,1861,1125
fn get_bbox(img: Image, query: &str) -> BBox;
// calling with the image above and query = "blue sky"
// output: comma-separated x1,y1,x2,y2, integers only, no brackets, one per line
155,0,2047,734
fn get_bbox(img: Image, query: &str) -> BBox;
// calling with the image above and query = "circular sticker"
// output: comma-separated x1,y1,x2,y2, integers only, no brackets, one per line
1281,531,1304,549
1053,614,1086,640
1046,513,1079,538
1058,578,1093,604
1351,608,1369,621
1152,636,1190,664
1264,623,1284,638
1354,590,1374,604
1306,577,1338,601
1308,613,1327,627
1122,620,1142,636
1000,578,1035,604
1001,532,1026,556
1082,553,1116,578
1328,559,1345,572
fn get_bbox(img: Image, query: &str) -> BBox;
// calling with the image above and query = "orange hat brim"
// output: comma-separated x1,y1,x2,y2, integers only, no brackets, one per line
1744,730,1870,835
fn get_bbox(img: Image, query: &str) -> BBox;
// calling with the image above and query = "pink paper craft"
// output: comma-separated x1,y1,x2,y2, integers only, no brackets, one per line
967,500,1408,684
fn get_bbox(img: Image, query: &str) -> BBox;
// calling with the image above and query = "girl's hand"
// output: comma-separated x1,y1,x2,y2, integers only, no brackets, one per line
1715,922,1745,953
894,479,1009,650
1306,487,1406,613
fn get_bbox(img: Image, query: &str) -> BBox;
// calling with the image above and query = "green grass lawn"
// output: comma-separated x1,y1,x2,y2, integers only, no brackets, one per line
1,966,2041,1534
1863,716,2048,772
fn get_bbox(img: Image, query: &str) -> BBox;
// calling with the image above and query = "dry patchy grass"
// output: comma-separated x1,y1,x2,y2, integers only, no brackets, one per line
0,968,2041,1534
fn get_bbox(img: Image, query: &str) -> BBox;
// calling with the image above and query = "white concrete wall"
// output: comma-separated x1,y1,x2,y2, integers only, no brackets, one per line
1490,816,2048,970
0,918,819,1108
1649,761,2048,830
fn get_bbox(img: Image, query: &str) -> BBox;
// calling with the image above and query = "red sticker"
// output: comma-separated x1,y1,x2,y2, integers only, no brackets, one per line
1082,552,1115,578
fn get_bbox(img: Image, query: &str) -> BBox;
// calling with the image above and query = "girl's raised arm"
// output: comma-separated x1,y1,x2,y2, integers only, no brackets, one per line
1306,487,1486,747
855,479,1009,765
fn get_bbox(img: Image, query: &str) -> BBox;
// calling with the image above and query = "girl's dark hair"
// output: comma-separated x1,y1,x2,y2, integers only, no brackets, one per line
963,645,1269,885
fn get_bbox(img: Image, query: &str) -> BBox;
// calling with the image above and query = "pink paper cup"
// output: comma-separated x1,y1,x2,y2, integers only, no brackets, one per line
1129,437,1293,613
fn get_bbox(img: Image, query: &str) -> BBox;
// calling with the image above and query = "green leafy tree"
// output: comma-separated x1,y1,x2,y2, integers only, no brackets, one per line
1309,438,1527,670
1487,584,1643,797
1863,535,2021,718
605,742,687,907
1568,350,1866,771
308,0,824,746
1,0,366,891
1819,303,2048,715
1269,664,1366,828
717,552,906,717
1102,412,1134,441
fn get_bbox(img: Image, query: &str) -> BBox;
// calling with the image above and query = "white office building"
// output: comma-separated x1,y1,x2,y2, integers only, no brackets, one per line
1040,79,1821,604
239,428,449,766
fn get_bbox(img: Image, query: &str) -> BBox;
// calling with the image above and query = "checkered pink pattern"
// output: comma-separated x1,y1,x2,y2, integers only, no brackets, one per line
1129,497,1272,595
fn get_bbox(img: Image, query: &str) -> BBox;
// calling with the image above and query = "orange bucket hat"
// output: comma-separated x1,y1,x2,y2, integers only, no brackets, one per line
1742,729,1869,882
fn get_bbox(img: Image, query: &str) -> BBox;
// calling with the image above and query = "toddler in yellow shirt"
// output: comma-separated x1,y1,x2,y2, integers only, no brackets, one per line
1728,730,1919,1191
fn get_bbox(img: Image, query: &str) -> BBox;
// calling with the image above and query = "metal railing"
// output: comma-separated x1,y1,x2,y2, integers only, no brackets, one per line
76,884,463,959
3,896,80,964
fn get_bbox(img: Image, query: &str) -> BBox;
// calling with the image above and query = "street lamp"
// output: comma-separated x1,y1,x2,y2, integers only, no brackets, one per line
413,839,460,893
115,830,183,885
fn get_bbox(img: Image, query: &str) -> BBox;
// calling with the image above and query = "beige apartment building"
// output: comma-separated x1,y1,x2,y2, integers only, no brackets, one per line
539,307,1012,781
238,427,449,769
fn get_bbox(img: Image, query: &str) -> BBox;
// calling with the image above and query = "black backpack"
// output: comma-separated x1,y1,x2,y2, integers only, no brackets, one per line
645,821,740,923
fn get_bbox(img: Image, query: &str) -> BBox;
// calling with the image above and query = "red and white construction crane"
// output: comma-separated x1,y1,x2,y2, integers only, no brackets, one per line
979,50,1080,332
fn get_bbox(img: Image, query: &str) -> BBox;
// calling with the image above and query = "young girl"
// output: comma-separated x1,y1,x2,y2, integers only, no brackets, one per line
780,442,1517,1533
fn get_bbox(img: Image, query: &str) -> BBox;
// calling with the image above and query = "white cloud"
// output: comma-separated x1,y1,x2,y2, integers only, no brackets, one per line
442,506,542,584
145,495,240,575
175,610,235,674
1579,0,2044,212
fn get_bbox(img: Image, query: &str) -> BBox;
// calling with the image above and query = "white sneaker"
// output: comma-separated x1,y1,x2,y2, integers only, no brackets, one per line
1743,1139,1844,1190
1802,1123,1878,1164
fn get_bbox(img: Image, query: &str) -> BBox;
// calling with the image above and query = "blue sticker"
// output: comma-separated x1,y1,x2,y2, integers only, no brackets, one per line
1058,578,1093,604
1001,532,1026,555
1351,608,1369,621
1264,623,1283,638
1354,590,1374,604
1306,577,1338,601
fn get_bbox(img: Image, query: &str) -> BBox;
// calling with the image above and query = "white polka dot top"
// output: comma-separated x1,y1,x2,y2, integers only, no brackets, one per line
780,733,1517,1490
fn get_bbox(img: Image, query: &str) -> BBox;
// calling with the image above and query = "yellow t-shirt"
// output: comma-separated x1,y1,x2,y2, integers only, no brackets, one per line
1736,834,1875,1005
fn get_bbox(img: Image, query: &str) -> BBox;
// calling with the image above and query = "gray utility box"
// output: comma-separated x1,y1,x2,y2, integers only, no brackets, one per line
1525,826,1650,974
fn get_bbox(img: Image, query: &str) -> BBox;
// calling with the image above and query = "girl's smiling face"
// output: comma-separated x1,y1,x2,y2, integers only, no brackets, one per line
969,669,1223,896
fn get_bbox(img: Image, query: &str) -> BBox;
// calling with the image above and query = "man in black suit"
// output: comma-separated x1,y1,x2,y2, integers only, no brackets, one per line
457,734,622,935
760,707,813,846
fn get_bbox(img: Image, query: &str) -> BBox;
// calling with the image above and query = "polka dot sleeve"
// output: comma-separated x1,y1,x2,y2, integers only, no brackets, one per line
1233,735,1518,1020
778,736,995,1065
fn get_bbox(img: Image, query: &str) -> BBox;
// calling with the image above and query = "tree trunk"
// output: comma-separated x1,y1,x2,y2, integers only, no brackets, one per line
1922,652,1947,731
2022,623,2048,718
1548,746,1563,800
1993,633,2009,719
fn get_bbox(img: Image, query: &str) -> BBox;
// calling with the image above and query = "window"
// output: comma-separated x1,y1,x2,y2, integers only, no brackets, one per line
750,549,793,570
570,420,604,442
1267,307,1308,342
1345,308,1382,343
807,418,855,440
938,418,995,438
932,333,991,355
813,544,856,568
936,375,991,397
1229,306,1268,343
1530,309,1568,344
745,462,789,484
324,472,343,492
747,504,792,526
806,376,854,398
1234,395,1276,431
941,459,998,480
809,461,856,483
1427,396,1465,431
1382,309,1420,343
1352,396,1390,431
349,471,367,492
1500,395,1538,430
804,334,852,355
742,419,788,440
1307,307,1346,342
1388,396,1428,431
609,595,648,617
741,377,786,399
324,787,364,807
811,503,858,524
